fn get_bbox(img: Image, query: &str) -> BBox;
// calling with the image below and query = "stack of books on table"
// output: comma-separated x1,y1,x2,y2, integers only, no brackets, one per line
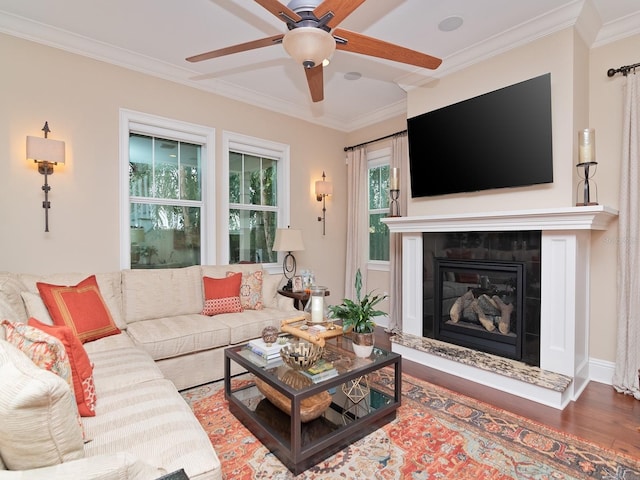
301,359,338,383
240,338,287,368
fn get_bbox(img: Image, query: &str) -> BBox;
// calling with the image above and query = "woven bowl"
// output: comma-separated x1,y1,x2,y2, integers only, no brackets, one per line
279,342,324,370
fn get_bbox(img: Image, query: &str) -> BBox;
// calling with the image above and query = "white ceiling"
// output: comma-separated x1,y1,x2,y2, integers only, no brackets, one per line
1,0,639,131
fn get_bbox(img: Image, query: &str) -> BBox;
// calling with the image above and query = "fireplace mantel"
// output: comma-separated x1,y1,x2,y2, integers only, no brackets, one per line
382,205,618,409
384,205,618,233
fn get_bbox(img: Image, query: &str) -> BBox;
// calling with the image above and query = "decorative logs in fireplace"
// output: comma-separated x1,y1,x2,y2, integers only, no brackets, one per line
450,290,514,334
433,258,525,361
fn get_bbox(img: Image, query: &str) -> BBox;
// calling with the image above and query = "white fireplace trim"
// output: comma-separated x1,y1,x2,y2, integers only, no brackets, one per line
383,206,618,408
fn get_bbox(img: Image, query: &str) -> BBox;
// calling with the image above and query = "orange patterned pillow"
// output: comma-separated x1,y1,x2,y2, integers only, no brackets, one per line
28,318,97,417
2,319,87,437
228,270,264,310
2,320,74,396
36,275,121,343
201,274,243,316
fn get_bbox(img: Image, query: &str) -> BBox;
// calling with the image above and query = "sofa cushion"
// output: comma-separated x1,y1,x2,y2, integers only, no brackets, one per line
0,273,30,324
202,273,243,316
87,344,165,396
125,315,230,361
36,275,121,343
216,308,302,345
122,266,203,323
21,290,54,325
27,318,97,417
0,339,85,470
0,453,165,479
82,378,220,479
262,273,284,308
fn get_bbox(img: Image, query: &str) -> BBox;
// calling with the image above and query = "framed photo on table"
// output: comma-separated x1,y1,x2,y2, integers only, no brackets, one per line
292,275,304,292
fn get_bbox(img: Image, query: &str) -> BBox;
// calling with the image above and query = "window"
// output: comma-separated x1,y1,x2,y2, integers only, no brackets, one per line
223,132,290,266
120,110,215,269
368,148,391,263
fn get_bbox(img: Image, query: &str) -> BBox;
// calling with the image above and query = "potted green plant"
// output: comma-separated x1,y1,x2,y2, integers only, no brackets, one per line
328,269,388,357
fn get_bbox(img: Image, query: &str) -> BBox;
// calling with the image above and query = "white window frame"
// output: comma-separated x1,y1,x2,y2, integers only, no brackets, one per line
119,109,215,269
367,146,391,271
221,131,290,273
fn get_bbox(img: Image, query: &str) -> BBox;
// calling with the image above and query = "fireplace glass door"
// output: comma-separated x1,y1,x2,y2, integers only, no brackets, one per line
433,259,525,361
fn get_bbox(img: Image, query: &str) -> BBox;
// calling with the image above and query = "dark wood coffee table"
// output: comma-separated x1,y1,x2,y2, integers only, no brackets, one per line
224,337,401,475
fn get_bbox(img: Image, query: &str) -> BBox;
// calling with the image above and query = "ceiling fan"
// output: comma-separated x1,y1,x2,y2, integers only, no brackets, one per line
186,0,442,102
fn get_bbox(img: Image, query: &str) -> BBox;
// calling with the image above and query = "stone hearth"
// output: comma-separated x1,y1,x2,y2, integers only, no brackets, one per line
384,206,617,409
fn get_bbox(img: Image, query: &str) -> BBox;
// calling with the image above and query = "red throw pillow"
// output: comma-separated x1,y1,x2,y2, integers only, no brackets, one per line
201,273,243,316
28,318,97,417
36,275,121,343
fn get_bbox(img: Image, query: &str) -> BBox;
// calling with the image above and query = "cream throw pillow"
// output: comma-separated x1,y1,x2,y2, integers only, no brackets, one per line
0,339,84,470
21,290,54,325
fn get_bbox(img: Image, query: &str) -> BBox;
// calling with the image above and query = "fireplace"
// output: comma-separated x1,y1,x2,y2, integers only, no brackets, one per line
424,231,541,366
382,206,618,408
433,258,525,361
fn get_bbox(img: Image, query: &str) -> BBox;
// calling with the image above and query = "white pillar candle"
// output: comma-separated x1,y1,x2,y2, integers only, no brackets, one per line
311,296,324,323
390,167,400,190
578,129,595,164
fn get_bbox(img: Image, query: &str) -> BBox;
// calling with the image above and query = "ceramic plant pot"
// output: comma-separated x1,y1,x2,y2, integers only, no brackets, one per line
352,331,374,358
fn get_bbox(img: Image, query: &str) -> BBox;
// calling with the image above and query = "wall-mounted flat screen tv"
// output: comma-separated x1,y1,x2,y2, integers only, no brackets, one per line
408,73,553,198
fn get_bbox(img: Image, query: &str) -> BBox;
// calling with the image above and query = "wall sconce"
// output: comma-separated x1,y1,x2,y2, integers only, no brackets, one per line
272,227,305,291
576,128,598,206
315,171,333,235
26,122,65,232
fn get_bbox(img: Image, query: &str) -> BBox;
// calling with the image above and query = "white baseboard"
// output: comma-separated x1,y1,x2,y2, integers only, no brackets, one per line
589,357,615,385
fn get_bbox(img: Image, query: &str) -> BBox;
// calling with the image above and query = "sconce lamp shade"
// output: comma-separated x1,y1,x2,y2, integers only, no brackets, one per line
273,228,305,252
282,27,336,69
315,179,333,198
26,136,65,164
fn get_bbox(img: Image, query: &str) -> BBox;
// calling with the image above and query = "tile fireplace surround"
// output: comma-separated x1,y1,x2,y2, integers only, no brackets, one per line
384,206,618,409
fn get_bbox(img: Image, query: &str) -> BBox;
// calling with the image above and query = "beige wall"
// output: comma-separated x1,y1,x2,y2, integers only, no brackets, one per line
1,27,636,365
0,33,348,299
405,28,638,364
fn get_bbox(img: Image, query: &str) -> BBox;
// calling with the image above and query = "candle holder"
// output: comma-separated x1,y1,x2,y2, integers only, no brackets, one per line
388,189,400,217
576,161,598,206
576,128,598,206
304,286,328,323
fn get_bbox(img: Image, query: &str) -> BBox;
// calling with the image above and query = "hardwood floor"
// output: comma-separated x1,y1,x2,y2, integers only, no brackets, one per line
375,329,640,459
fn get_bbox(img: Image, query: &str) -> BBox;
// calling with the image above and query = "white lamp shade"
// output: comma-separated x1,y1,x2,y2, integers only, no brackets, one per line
282,27,336,68
315,179,333,197
26,136,65,164
273,228,305,252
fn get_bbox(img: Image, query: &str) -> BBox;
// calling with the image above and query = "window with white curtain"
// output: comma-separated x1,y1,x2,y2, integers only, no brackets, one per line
368,147,391,265
119,110,215,269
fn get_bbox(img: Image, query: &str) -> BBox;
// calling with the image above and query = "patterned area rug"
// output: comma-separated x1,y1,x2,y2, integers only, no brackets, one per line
182,371,640,479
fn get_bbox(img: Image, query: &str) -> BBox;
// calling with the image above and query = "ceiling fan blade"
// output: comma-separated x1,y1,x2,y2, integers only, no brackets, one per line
313,0,367,29
186,34,284,63
333,28,442,70
255,0,302,23
305,65,324,102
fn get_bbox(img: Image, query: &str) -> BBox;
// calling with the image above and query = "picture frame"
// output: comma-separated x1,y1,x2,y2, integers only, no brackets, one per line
292,275,304,292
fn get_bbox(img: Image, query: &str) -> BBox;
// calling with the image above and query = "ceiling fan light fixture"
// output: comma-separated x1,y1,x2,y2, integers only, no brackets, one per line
282,27,336,69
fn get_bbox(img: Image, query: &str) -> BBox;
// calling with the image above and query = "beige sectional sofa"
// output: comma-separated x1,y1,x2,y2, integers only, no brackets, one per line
0,264,301,480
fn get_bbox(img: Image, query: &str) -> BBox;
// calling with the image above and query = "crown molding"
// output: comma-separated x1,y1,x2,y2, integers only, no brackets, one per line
2,4,639,133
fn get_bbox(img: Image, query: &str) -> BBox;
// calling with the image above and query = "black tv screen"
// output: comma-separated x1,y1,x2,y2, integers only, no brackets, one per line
408,73,553,198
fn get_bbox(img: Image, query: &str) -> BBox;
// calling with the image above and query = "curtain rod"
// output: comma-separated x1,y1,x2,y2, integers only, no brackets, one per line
607,62,640,77
343,129,407,152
